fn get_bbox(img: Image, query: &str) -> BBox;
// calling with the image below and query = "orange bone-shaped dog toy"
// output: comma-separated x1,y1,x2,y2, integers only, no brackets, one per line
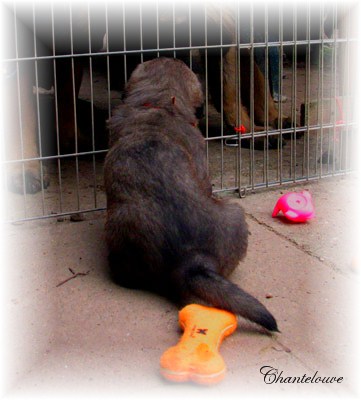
160,304,237,385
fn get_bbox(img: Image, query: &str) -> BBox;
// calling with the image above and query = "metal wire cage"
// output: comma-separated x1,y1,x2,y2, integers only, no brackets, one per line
1,1,359,222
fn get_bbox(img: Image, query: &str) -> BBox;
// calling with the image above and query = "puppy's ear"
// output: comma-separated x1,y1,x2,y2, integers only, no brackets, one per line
171,96,176,105
185,70,204,108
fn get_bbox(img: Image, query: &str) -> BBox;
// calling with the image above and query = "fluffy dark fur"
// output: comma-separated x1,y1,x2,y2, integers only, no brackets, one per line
104,57,278,332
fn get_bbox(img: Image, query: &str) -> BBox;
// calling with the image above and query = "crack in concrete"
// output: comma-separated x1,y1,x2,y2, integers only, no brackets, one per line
245,212,350,278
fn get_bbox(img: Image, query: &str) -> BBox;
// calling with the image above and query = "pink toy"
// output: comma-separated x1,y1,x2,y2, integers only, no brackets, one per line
272,190,315,223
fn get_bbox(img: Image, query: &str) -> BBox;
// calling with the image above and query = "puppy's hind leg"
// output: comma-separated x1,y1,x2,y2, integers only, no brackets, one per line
223,47,254,133
55,58,85,154
223,47,279,150
4,61,50,194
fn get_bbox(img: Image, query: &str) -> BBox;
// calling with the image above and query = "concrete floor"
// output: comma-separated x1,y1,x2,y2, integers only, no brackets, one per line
1,174,360,400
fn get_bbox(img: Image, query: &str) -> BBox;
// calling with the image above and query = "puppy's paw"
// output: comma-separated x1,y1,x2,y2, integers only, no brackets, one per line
7,163,49,194
267,136,286,150
274,116,297,131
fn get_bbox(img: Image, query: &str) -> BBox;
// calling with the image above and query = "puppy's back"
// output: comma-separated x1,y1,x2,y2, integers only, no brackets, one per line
105,58,278,332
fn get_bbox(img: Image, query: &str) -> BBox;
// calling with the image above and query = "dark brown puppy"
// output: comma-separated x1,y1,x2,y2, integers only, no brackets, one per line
104,58,277,332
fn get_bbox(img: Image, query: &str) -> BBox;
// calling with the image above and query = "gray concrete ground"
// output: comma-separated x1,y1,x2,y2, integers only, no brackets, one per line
2,174,360,400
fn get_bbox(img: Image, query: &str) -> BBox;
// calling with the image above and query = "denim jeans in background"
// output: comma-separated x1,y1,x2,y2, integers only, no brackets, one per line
254,46,281,98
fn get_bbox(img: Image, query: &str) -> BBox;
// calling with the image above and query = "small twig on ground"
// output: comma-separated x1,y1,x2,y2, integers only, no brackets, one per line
56,269,90,288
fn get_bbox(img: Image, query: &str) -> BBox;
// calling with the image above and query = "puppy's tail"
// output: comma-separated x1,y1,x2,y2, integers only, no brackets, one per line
175,255,278,332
